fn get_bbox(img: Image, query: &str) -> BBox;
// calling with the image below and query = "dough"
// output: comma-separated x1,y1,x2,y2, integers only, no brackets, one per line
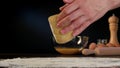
48,14,73,44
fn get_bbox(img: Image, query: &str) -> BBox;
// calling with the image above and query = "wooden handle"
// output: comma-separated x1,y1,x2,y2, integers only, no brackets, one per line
82,47,120,56
95,47,120,56
82,49,94,55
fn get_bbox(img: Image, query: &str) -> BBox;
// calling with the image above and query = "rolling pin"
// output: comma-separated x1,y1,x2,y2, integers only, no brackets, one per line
82,47,120,56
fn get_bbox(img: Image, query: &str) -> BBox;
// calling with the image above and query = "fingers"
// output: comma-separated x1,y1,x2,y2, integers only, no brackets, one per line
63,0,74,3
57,0,109,37
57,9,84,28
61,15,89,35
73,20,91,36
57,0,79,22
59,4,69,11
60,0,74,11
72,11,103,36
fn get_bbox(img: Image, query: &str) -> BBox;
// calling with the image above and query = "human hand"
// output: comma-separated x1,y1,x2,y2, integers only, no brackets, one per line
57,0,113,36
59,0,73,11
62,0,73,3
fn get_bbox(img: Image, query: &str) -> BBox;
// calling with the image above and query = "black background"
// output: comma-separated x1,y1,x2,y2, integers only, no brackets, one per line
2,0,120,54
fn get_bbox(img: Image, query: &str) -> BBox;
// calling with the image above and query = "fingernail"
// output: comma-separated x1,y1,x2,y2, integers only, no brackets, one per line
60,29,66,34
57,23,61,27
57,21,63,28
59,7,63,11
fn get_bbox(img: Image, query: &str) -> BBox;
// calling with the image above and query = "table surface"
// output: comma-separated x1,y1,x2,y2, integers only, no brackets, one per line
0,53,120,68
0,53,120,58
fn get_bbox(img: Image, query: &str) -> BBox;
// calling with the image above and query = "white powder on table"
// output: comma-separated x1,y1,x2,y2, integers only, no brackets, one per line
0,57,120,68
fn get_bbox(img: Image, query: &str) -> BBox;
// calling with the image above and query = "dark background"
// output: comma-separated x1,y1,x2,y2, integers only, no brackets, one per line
2,0,120,54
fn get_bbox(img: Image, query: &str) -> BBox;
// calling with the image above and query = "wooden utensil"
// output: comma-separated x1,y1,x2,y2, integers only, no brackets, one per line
82,47,120,56
108,14,120,47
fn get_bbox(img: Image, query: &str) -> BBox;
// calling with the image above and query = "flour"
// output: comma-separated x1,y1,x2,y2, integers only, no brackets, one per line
0,57,120,68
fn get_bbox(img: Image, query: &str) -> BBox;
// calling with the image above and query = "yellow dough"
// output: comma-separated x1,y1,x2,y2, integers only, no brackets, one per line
48,14,73,44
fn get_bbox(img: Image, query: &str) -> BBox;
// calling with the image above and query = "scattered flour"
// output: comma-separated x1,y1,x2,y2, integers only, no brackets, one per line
0,57,120,68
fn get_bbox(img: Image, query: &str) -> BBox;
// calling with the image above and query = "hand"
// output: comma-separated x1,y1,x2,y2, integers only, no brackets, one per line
57,0,113,36
59,0,73,11
62,0,73,3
